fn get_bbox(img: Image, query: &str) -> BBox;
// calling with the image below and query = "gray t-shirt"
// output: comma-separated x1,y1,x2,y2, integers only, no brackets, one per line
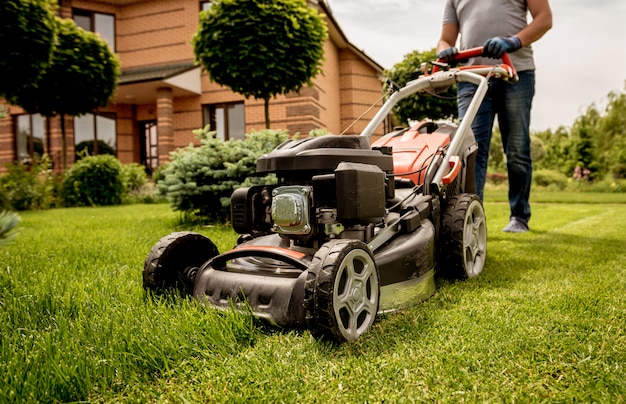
443,0,535,71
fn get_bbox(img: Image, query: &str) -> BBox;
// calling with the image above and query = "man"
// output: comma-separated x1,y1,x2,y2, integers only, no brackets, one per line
437,0,552,233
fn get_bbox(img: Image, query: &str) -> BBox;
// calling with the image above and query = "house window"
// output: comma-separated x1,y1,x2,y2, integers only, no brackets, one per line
74,113,117,159
200,1,212,11
15,114,45,163
139,120,158,174
202,102,245,141
73,9,116,51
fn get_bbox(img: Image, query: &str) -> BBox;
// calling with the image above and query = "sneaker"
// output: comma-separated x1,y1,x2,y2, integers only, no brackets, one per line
502,217,529,233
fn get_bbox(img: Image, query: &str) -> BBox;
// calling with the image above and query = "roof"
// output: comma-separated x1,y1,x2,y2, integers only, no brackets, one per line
118,62,198,85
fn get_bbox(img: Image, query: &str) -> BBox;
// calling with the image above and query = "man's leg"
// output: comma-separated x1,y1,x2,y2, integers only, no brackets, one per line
498,71,535,231
458,82,496,200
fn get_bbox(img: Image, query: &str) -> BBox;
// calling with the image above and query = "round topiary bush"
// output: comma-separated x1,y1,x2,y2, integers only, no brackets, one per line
61,155,124,207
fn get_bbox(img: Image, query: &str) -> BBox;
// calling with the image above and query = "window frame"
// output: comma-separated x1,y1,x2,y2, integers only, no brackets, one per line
202,102,246,141
14,114,45,164
72,8,116,51
73,112,117,158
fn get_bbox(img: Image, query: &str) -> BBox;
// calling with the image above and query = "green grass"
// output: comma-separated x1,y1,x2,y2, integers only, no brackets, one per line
1,195,625,403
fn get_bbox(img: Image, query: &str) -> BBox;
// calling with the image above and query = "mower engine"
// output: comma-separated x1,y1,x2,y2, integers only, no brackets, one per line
230,135,395,248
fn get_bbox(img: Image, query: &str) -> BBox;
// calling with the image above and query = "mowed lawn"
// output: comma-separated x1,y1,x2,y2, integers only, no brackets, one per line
1,191,625,403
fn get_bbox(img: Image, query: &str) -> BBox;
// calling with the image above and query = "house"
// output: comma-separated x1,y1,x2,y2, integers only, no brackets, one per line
0,0,389,174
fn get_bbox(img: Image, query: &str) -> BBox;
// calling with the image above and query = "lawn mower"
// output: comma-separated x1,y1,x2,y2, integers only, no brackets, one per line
143,48,518,342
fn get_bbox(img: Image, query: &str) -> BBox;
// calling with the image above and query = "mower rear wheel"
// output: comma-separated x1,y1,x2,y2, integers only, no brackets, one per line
143,231,219,296
440,194,486,279
305,239,379,342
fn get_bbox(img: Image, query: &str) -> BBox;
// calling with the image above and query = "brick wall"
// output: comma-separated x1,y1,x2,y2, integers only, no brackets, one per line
0,0,385,173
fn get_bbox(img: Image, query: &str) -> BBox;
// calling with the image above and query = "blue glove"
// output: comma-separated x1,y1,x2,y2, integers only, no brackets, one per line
482,36,522,59
436,47,458,63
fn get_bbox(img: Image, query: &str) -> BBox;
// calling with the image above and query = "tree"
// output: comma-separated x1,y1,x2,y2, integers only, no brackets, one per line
594,91,626,178
0,0,55,99
568,112,600,179
384,48,458,125
8,18,120,169
193,0,327,128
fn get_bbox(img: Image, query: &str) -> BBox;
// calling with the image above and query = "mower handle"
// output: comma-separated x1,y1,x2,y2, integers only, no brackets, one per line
433,46,517,81
360,46,518,189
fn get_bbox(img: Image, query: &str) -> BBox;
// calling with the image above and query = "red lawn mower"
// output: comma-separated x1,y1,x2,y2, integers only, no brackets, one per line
143,48,518,342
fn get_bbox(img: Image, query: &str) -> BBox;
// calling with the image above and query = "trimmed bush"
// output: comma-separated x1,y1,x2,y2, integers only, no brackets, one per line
61,155,123,207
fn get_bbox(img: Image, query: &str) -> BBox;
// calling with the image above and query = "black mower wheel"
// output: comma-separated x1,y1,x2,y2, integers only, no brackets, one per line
440,193,487,279
143,231,219,296
305,239,380,342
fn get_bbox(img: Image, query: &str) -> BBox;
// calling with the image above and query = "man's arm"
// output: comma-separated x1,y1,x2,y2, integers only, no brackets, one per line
516,0,553,46
437,23,459,53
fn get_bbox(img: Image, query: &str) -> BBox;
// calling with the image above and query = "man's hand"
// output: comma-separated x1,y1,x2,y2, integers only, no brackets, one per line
482,36,522,59
436,47,458,62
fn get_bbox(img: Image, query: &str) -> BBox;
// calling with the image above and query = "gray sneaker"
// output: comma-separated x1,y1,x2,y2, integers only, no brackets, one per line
502,217,529,233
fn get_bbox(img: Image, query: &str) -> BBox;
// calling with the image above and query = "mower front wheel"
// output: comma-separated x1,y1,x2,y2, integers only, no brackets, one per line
143,231,219,296
305,239,380,342
440,194,487,279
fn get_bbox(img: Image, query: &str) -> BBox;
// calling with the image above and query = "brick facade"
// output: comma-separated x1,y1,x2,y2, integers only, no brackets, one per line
0,0,387,173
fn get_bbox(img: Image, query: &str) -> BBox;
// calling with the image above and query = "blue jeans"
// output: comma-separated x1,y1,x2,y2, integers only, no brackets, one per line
457,71,535,222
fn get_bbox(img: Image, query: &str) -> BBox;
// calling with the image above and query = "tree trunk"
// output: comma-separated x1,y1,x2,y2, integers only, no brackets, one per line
264,97,270,129
60,112,67,170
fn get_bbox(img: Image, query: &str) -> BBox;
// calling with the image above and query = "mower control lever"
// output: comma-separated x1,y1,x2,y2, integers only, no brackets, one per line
433,46,517,81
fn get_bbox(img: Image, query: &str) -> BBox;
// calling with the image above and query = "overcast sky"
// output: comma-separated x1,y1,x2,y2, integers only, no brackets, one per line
326,0,626,132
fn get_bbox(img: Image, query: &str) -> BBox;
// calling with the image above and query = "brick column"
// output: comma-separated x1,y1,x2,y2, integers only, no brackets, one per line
156,87,174,166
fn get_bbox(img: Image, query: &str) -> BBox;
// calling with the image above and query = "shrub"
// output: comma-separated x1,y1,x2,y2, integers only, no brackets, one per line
120,163,147,193
158,128,290,222
611,163,626,180
0,185,8,211
0,155,56,210
486,172,507,185
61,155,124,207
533,169,568,190
0,210,20,245
570,177,626,193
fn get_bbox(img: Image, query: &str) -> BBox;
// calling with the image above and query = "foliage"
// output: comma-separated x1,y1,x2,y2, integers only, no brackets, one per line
8,17,120,117
567,178,626,194
7,17,120,169
120,163,148,194
193,0,327,128
61,155,124,207
0,155,56,211
487,128,505,172
75,140,116,160
384,48,457,125
0,0,55,99
158,128,290,221
0,211,20,245
532,169,568,190
534,89,626,182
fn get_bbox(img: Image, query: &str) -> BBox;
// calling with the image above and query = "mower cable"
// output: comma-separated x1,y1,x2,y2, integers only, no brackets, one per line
387,184,423,212
339,86,396,136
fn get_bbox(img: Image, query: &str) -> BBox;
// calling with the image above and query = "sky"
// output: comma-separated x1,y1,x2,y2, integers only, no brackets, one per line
325,0,626,132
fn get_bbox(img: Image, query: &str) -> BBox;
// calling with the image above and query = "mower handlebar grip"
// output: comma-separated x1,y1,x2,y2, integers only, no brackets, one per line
434,46,517,79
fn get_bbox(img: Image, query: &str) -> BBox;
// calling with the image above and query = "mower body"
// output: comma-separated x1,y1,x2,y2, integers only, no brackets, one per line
144,49,515,341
